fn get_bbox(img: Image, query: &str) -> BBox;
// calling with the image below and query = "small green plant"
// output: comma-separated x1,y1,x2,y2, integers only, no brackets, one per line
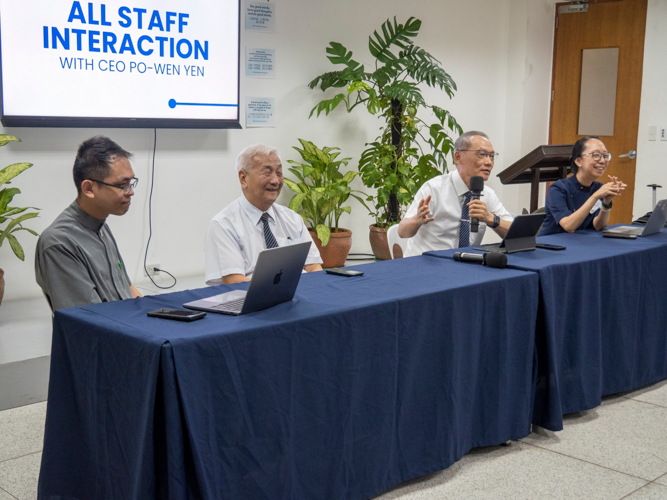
0,135,39,261
284,139,368,246
309,16,463,226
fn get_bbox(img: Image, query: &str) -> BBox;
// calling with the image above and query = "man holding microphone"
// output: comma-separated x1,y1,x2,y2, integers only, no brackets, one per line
398,131,513,257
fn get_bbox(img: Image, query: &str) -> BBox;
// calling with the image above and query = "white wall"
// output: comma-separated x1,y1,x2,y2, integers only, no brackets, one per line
634,0,667,219
1,0,658,301
499,0,559,221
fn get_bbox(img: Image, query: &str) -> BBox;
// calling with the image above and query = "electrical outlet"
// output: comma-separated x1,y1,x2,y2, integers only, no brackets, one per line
661,127,667,141
144,263,160,276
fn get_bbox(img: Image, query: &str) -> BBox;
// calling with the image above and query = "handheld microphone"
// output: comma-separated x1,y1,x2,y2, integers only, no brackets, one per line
453,251,507,269
469,176,484,233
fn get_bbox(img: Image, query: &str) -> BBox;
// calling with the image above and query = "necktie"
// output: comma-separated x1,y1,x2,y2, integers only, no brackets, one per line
458,192,471,249
260,212,279,249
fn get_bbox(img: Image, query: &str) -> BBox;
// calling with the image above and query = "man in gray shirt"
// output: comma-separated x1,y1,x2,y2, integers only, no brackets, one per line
35,136,142,311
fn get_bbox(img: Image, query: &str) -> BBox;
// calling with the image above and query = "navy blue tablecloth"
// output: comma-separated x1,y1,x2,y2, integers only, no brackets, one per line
425,229,667,431
38,256,539,500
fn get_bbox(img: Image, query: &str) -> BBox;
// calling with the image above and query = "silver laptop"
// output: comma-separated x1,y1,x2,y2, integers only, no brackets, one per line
604,199,667,237
184,242,311,315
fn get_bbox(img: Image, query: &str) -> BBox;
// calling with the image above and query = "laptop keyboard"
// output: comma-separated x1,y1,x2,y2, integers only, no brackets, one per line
212,298,245,313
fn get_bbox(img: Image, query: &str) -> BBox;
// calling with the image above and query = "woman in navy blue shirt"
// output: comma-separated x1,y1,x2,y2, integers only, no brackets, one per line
540,136,627,235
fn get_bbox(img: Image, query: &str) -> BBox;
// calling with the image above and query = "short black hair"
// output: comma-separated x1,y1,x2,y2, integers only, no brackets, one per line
570,135,599,174
73,136,132,194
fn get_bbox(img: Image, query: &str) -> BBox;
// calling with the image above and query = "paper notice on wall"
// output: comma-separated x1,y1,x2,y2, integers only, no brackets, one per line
245,1,275,33
246,48,275,78
246,97,275,127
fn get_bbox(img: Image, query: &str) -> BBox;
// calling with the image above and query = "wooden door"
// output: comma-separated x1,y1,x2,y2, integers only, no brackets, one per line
549,0,647,224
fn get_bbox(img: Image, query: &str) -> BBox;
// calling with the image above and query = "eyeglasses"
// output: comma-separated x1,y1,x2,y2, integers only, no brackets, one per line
90,177,138,194
459,150,500,161
582,152,612,162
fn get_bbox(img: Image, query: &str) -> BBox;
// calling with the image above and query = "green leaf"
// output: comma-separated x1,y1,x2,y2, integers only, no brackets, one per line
341,171,358,184
11,226,39,237
0,135,21,147
339,65,365,81
369,17,421,64
6,233,24,260
397,45,458,93
347,81,371,95
0,188,20,213
288,192,306,212
432,106,463,135
1,206,28,218
286,167,307,184
308,71,349,91
316,224,331,246
350,193,371,212
0,211,39,243
400,44,438,63
371,62,401,88
283,178,305,194
383,81,424,106
0,163,32,185
309,93,347,118
323,43,366,81
326,42,360,70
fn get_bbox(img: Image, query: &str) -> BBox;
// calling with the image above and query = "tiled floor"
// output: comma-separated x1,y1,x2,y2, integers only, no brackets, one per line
4,384,667,499
0,403,46,500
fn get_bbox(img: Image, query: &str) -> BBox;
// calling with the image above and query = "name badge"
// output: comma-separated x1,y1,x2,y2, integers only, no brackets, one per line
590,199,602,214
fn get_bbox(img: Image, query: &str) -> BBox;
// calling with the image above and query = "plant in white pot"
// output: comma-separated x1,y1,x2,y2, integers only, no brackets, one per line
284,139,368,268
0,135,39,306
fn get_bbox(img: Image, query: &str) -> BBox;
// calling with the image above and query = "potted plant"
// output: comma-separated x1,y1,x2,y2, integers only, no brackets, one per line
0,135,39,306
308,16,463,259
284,139,368,268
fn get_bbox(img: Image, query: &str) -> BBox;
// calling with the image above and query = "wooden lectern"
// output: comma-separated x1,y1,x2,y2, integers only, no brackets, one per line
497,144,573,213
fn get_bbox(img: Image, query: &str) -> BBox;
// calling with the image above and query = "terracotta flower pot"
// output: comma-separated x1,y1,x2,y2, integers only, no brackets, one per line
309,228,352,269
0,268,4,307
369,225,391,261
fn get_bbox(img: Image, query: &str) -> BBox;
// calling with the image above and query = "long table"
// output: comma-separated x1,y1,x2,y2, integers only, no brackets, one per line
425,229,667,431
38,256,539,500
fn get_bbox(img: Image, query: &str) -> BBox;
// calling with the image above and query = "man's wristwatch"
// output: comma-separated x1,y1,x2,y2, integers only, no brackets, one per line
600,200,612,212
489,215,500,228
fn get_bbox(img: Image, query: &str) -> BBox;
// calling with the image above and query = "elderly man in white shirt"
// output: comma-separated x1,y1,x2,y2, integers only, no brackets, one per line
398,131,513,257
205,144,323,285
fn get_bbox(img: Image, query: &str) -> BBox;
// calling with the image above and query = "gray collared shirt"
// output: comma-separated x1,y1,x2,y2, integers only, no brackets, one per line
35,201,133,311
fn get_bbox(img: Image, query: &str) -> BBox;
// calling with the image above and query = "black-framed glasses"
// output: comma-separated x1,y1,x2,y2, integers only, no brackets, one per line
459,150,500,161
582,152,612,162
90,177,138,194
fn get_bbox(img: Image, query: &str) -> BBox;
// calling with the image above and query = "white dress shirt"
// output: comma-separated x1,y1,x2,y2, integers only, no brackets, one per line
403,169,513,257
205,196,323,285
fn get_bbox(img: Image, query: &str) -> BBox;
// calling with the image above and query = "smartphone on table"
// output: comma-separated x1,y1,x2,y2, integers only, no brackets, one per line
536,243,566,250
147,308,206,321
325,268,364,277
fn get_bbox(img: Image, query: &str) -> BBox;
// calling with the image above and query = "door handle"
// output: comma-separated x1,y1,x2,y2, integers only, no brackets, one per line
619,150,637,159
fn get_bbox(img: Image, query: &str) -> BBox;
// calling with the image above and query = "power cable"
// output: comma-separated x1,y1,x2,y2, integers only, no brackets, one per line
143,128,176,289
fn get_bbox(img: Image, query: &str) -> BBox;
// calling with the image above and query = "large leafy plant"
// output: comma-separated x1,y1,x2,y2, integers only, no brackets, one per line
284,139,368,246
309,16,463,226
0,135,39,261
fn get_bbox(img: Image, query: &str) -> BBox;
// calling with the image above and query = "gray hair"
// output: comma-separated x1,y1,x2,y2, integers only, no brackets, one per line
235,144,280,173
454,131,490,152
